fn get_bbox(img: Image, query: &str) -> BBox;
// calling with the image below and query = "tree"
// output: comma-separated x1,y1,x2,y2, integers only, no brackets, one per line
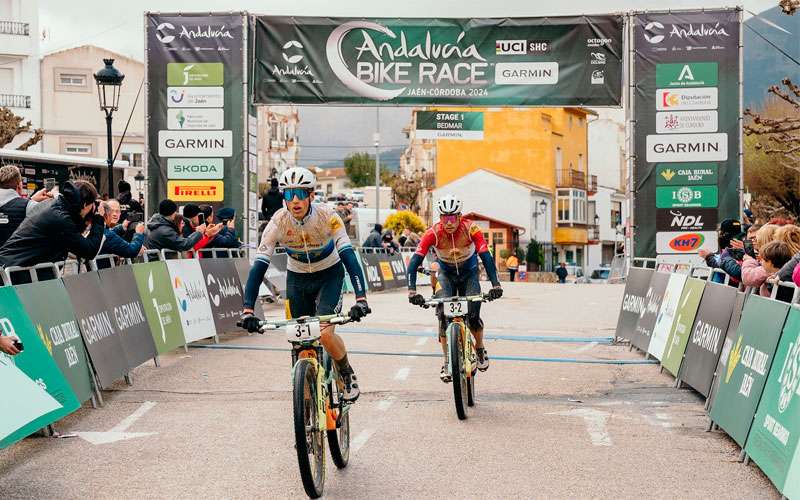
526,240,544,270
779,0,799,14
384,210,426,234
344,152,392,187
744,79,800,219
0,107,44,151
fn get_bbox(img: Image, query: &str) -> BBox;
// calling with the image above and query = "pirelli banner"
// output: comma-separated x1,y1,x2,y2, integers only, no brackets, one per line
252,16,624,106
632,9,742,260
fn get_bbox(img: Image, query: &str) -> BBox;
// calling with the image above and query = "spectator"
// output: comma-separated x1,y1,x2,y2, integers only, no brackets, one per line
181,204,222,254
116,180,143,223
200,205,240,248
0,165,53,247
381,230,400,254
741,224,779,291
506,253,519,282
98,200,145,259
261,178,283,222
556,262,568,284
0,334,21,355
145,199,206,252
363,224,383,248
399,228,420,248
699,218,743,286
761,241,794,298
0,180,104,270
336,202,353,238
776,225,800,285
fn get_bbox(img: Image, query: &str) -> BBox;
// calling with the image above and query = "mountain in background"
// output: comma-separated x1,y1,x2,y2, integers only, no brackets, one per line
744,6,800,110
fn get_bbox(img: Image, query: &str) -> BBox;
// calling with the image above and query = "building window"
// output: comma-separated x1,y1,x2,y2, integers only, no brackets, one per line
611,201,622,229
65,143,92,155
578,154,584,173
557,188,587,225
121,152,143,168
59,74,86,86
54,68,92,92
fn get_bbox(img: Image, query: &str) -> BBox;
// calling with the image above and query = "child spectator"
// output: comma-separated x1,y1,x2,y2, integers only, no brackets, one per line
761,240,794,299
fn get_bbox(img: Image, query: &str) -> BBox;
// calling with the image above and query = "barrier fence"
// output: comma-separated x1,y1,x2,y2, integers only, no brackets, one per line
615,263,800,497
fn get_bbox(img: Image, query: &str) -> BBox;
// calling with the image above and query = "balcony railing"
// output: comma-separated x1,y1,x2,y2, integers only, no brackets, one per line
0,94,31,109
588,174,598,195
556,169,586,189
0,21,30,36
588,224,600,243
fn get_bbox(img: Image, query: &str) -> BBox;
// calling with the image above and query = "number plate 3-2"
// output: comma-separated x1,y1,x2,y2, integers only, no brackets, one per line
286,321,321,342
444,300,469,318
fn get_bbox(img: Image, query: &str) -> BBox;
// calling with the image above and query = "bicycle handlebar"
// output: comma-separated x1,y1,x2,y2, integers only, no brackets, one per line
237,314,352,333
422,294,490,307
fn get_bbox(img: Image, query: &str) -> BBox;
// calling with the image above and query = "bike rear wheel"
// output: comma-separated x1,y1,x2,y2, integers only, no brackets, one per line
293,358,325,498
448,322,468,420
326,358,350,469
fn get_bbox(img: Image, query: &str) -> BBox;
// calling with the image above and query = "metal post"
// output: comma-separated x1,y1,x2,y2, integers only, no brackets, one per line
106,112,114,198
374,107,381,226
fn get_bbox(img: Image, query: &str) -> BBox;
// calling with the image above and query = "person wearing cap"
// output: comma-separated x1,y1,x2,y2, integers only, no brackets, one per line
699,218,744,286
199,205,240,249
145,199,207,252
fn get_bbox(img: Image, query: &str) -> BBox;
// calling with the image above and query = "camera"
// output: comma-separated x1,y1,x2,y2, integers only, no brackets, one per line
12,339,23,352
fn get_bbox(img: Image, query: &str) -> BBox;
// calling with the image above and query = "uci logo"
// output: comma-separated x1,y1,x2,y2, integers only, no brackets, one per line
644,21,665,44
156,22,176,44
495,40,526,55
282,40,304,64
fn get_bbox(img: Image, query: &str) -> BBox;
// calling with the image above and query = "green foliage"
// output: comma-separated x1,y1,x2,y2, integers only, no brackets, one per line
384,210,426,234
514,246,526,261
526,240,544,267
344,152,392,187
499,248,511,259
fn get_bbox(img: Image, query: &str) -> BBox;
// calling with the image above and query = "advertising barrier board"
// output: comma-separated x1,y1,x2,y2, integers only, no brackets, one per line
132,262,186,354
661,277,706,376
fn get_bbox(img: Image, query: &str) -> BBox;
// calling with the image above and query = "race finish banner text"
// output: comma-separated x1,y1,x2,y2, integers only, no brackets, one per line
416,111,484,140
632,9,741,259
252,16,623,106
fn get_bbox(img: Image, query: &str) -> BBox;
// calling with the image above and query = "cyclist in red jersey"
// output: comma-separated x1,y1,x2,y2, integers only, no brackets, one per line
406,194,503,382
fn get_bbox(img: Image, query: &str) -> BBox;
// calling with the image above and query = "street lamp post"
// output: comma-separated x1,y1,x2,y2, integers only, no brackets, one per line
134,170,145,199
93,58,124,198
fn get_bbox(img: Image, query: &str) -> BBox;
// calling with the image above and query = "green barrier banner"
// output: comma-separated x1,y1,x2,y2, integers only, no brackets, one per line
745,306,800,495
15,281,94,404
708,291,747,408
661,277,706,376
710,295,790,447
132,262,185,354
0,287,80,448
0,357,62,448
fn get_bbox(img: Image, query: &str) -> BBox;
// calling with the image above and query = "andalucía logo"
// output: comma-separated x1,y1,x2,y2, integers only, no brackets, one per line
668,232,705,252
156,22,234,45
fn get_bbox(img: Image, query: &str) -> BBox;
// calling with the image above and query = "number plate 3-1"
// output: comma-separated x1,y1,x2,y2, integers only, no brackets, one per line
286,321,321,342
444,300,469,318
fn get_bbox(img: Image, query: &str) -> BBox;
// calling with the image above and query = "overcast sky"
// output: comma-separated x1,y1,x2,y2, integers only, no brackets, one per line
39,0,782,167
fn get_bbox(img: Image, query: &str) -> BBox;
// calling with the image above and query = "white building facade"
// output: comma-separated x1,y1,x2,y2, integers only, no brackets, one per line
0,0,40,150
256,105,299,190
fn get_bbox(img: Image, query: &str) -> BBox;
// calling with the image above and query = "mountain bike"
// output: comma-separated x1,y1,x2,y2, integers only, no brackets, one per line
240,314,353,498
421,294,489,420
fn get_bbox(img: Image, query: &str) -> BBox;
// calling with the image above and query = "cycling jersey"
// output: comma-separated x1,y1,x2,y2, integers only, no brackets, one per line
415,218,488,273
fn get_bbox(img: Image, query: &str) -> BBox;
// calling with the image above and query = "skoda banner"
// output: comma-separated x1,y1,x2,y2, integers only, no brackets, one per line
16,281,95,404
0,287,80,448
99,266,159,368
679,281,737,397
132,262,186,354
709,295,789,447
199,259,244,333
630,271,670,352
661,277,706,376
647,272,687,360
632,9,741,259
746,306,800,497
146,13,247,237
614,267,654,341
252,16,623,106
63,272,130,389
166,259,217,343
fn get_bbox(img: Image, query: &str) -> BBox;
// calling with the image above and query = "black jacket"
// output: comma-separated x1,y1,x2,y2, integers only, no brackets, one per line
363,230,382,248
0,181,105,268
117,190,143,221
261,188,283,221
144,214,202,252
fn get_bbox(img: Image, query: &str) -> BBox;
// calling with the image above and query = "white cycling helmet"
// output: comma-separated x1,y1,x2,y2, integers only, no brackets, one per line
437,194,463,215
278,167,316,190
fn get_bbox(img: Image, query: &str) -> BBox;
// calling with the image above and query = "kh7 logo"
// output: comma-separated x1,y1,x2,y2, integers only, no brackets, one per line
668,233,705,251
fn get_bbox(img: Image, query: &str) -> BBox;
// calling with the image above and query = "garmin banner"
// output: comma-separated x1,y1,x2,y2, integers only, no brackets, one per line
631,271,670,352
679,281,737,397
63,273,129,389
16,281,94,404
99,266,158,368
615,267,654,341
0,287,81,448
252,16,624,106
145,13,246,235
632,9,741,258
199,259,244,333
745,306,800,497
709,295,789,447
132,262,186,354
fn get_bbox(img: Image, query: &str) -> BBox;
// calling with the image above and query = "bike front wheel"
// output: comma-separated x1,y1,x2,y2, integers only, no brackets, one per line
448,322,468,420
293,358,326,498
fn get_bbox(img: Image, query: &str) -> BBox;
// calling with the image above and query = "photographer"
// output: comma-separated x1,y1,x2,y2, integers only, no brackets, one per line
698,219,743,286
202,206,240,249
98,200,145,258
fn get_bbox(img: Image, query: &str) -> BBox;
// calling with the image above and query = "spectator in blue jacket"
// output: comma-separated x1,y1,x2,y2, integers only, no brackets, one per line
98,200,145,258
200,205,240,248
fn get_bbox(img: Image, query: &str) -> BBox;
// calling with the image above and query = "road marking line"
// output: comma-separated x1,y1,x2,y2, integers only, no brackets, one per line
351,428,375,453
394,367,411,381
76,401,158,445
549,408,612,447
415,337,429,346
111,401,157,432
377,396,396,412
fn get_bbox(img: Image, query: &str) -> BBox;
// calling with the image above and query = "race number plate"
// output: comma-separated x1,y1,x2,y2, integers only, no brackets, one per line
286,321,321,342
443,300,469,318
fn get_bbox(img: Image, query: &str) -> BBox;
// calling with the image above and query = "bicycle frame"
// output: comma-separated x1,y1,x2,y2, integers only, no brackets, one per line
423,295,486,379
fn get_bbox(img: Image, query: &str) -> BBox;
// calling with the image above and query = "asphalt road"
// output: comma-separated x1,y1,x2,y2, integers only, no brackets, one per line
0,282,778,499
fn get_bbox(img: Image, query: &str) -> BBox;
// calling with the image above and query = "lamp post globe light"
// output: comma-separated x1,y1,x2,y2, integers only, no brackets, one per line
93,58,124,197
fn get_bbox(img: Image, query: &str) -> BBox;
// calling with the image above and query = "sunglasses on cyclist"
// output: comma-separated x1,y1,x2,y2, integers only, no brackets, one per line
283,188,312,201
441,214,460,224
